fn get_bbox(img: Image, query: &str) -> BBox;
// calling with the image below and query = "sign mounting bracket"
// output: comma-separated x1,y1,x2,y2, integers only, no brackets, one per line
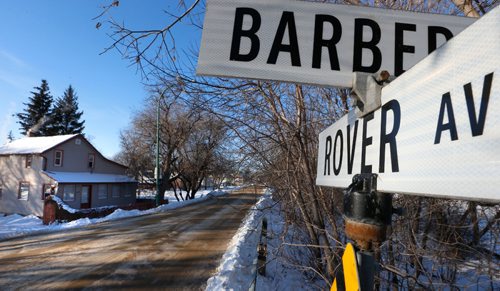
351,71,392,118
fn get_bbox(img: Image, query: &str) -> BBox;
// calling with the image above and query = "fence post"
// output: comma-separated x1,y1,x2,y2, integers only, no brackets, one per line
249,217,268,291
257,217,268,276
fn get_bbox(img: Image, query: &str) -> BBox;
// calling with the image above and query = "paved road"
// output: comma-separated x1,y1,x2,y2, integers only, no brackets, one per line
0,189,260,290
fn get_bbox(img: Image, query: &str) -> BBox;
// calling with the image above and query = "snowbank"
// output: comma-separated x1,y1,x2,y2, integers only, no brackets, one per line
137,188,233,203
206,189,321,290
0,214,43,240
205,194,269,290
50,195,78,213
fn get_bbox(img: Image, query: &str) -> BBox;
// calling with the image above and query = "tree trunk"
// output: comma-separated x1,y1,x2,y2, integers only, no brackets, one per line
450,0,480,17
469,202,480,245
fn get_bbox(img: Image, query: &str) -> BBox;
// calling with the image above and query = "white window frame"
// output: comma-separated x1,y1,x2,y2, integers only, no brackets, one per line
54,150,63,167
18,182,29,200
98,184,108,200
63,184,76,202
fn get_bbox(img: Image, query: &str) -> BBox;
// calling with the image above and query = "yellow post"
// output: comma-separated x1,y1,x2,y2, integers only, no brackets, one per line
330,243,361,291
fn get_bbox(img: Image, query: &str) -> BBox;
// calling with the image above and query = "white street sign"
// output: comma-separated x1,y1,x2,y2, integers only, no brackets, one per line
316,7,500,202
197,0,474,88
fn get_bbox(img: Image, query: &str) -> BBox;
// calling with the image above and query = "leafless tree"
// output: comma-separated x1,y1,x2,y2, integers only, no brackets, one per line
117,83,232,201
116,86,199,200
208,154,236,189
175,113,228,199
99,0,499,287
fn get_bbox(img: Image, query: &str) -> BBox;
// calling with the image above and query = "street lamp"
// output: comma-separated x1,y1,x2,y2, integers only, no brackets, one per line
155,96,161,206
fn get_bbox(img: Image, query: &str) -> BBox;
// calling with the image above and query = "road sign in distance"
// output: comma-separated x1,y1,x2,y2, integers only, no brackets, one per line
197,0,474,88
316,7,500,202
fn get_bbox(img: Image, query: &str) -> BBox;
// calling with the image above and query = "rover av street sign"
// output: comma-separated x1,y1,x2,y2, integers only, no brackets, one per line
316,7,500,202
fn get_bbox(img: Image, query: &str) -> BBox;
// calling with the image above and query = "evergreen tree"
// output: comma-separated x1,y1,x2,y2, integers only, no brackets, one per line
16,80,53,136
50,85,85,135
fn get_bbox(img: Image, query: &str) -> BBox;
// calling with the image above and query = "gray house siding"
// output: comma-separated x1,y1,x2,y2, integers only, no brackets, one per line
44,136,137,209
44,136,127,174
55,183,136,209
0,134,137,216
89,183,136,208
0,155,52,216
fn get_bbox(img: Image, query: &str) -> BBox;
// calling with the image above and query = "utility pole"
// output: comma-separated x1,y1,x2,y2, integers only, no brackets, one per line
155,96,161,207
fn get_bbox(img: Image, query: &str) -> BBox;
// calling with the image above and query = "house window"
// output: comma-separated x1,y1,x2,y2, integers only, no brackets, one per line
75,138,81,145
98,184,108,199
42,184,53,200
88,154,95,169
123,185,133,197
54,150,63,167
112,184,120,198
42,157,47,171
25,155,33,168
18,182,30,200
63,185,76,202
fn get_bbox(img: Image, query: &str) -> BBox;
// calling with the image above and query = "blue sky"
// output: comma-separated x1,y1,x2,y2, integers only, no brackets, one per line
0,1,200,158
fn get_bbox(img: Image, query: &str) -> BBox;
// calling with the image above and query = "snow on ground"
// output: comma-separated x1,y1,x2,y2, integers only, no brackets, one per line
0,187,237,241
139,188,224,204
207,194,500,290
206,190,324,291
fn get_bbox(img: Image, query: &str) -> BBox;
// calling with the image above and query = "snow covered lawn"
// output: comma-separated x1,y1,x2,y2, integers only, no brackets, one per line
139,187,235,203
0,187,236,241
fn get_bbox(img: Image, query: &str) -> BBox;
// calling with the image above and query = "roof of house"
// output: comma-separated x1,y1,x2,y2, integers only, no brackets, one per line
0,133,129,169
0,134,78,155
43,171,136,184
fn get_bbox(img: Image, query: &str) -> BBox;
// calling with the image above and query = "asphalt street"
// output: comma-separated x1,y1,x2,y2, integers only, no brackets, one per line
0,188,260,290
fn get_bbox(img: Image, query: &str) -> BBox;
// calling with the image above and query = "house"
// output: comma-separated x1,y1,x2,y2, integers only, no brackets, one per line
0,134,137,216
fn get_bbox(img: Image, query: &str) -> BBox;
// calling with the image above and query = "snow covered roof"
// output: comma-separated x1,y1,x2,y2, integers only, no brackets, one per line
0,134,78,155
43,171,136,184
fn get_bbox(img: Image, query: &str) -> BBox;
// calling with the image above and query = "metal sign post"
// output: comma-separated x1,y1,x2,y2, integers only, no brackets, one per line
340,174,393,290
343,174,392,250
